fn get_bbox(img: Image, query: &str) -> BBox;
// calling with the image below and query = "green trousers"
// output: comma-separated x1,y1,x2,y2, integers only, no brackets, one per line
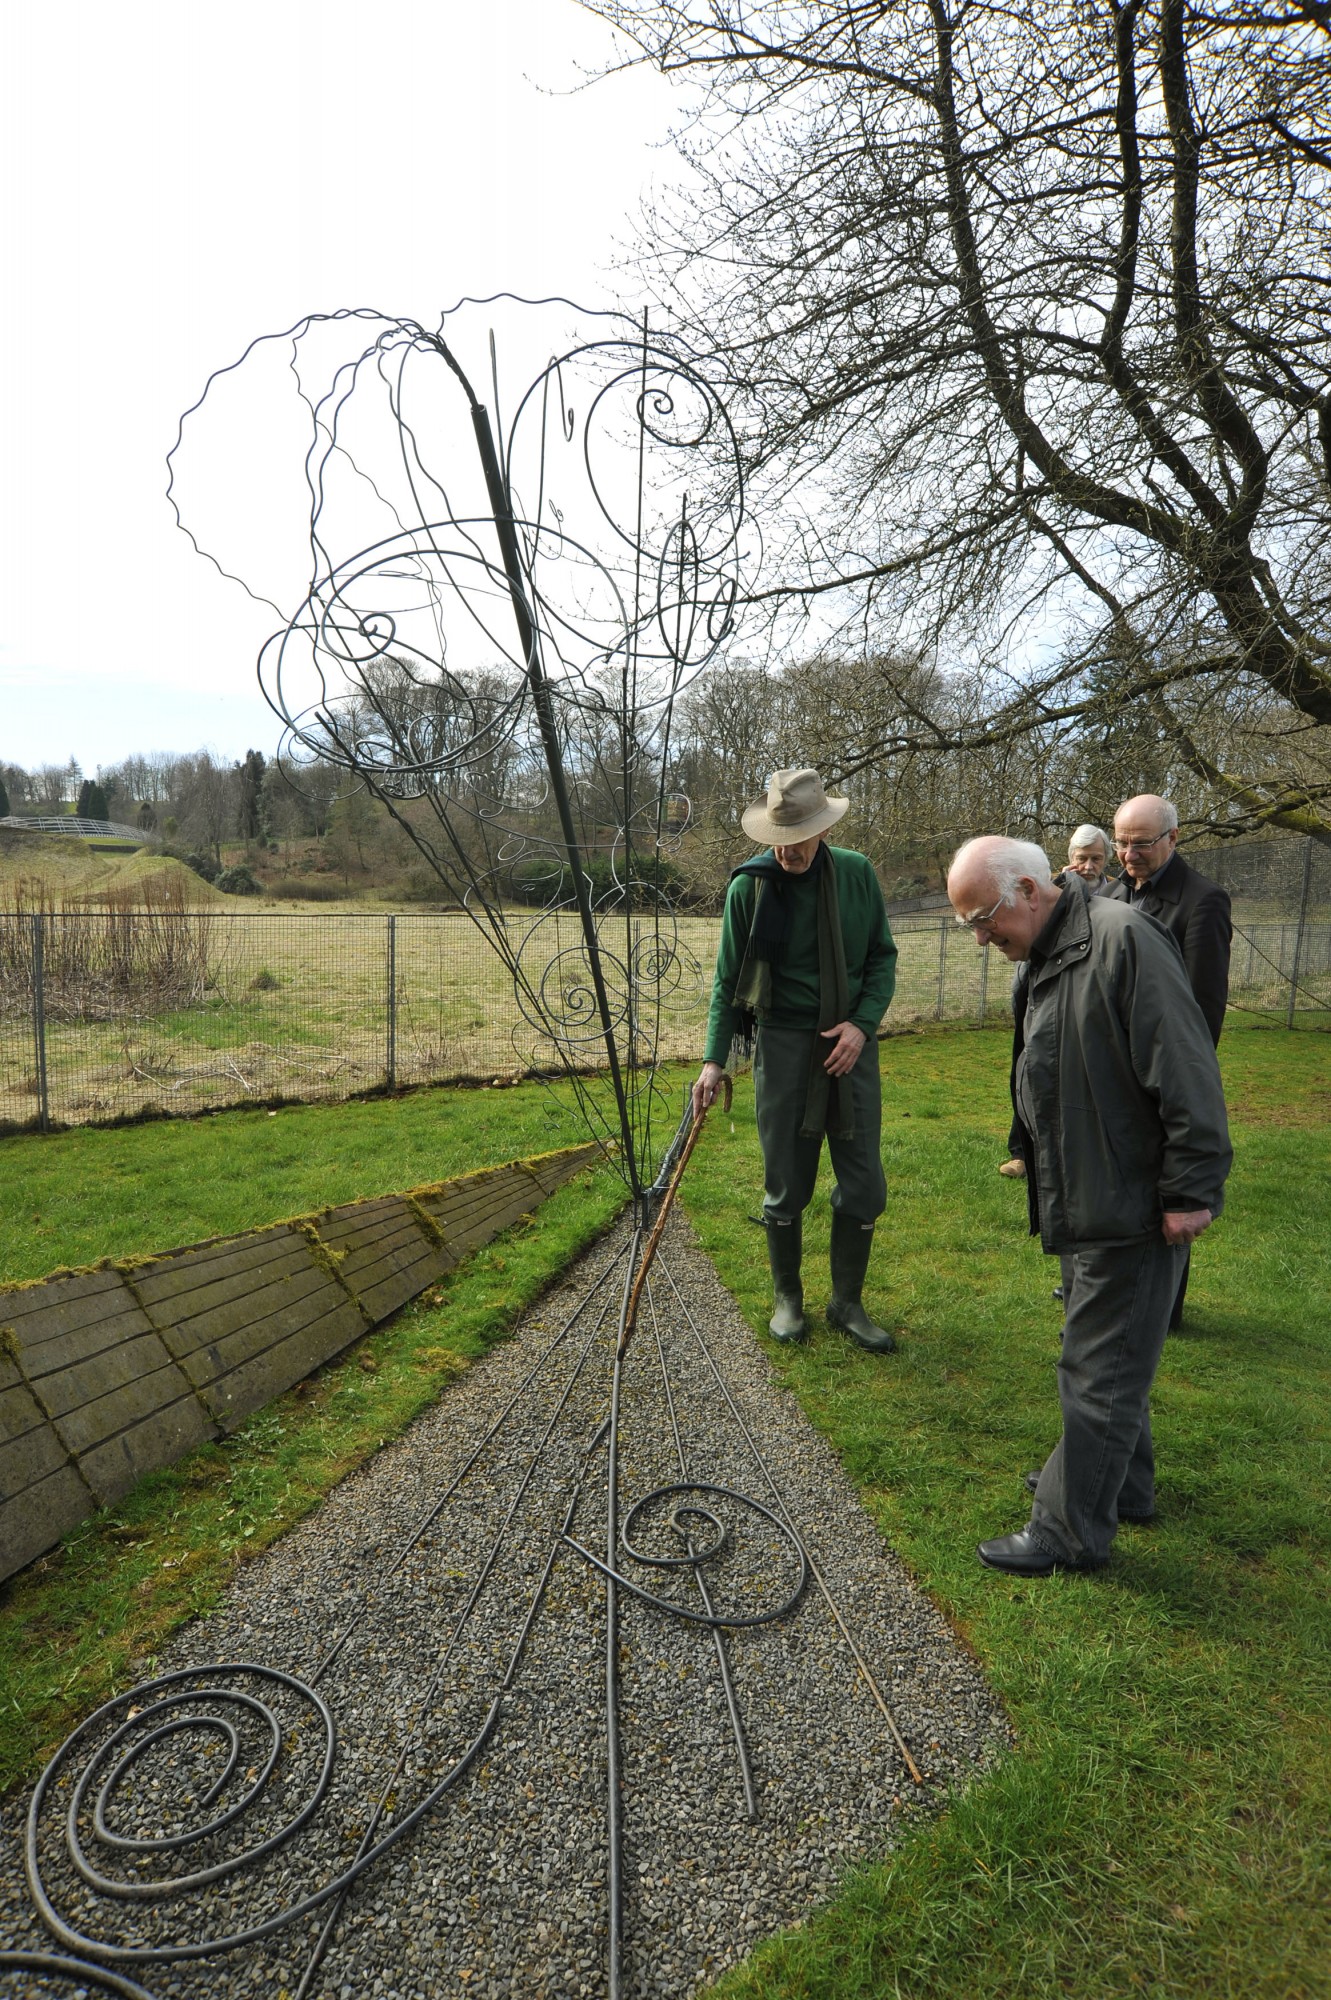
754,1025,886,1225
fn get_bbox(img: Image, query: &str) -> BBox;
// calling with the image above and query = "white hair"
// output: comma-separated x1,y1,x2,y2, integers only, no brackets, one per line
950,836,1053,904
1068,823,1110,855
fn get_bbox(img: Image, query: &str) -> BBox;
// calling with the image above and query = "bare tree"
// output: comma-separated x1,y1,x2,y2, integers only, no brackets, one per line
170,752,238,864
588,0,1331,841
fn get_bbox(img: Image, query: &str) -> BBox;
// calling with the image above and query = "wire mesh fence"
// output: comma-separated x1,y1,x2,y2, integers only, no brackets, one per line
2,835,1326,1131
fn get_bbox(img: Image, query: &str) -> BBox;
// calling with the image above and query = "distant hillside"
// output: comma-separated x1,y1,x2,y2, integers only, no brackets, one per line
0,830,222,906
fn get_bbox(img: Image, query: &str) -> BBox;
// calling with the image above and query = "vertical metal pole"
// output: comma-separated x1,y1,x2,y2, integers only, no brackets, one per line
1286,837,1314,1030
935,917,948,1021
386,914,397,1089
451,363,640,1195
31,912,50,1132
978,939,989,1023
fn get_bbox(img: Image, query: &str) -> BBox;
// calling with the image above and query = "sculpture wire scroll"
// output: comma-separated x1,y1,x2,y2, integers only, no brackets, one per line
174,299,747,1198
3,302,922,2000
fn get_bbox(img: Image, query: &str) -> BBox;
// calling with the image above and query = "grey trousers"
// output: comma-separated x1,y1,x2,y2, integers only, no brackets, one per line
1030,1234,1186,1567
754,1025,886,1225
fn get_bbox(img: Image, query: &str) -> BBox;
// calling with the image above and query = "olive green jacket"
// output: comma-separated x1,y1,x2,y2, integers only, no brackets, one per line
703,846,897,1067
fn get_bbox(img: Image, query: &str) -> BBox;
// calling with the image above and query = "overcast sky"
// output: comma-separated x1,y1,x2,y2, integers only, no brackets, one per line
0,0,681,777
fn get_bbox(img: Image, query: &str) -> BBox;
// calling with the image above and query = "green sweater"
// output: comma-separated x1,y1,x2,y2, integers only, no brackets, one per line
703,846,898,1065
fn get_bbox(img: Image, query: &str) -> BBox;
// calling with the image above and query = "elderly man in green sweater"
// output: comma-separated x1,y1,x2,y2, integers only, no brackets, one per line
692,768,899,1351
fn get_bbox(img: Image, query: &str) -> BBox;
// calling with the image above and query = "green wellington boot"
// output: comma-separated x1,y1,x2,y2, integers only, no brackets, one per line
826,1213,896,1353
765,1216,808,1343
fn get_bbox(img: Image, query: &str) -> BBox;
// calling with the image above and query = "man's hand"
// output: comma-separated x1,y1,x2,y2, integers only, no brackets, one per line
820,1021,866,1077
691,1061,727,1121
1162,1208,1212,1247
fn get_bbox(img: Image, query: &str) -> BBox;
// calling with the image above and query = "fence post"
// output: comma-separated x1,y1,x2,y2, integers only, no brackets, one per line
31,911,50,1132
1286,837,1314,1030
977,938,989,1023
935,917,948,1021
386,914,397,1089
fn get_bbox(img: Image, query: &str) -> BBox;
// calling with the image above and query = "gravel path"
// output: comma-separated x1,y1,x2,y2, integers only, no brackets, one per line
0,1215,1010,2000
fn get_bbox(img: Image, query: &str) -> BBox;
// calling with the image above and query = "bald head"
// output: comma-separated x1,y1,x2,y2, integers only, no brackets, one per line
1113,794,1179,885
948,836,1060,960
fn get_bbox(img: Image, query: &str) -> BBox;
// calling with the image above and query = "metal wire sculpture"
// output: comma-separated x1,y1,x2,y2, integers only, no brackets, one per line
168,299,747,1195
3,301,921,2000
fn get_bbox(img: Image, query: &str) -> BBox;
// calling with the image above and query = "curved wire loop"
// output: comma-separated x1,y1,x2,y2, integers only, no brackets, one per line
170,299,748,1199
563,1480,810,1628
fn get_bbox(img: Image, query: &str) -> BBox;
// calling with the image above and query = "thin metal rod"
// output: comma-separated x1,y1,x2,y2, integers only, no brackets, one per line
646,1285,756,1820
296,1262,630,1995
311,1238,631,1683
656,1254,926,1786
605,1232,641,2000
31,913,49,1132
1286,836,1314,1029
446,350,639,1196
385,913,397,1090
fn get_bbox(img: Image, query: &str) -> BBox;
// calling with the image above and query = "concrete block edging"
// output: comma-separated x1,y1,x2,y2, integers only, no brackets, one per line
0,1142,602,1584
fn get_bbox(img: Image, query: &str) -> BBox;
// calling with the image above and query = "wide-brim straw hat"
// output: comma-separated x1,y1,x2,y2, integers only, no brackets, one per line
741,767,850,846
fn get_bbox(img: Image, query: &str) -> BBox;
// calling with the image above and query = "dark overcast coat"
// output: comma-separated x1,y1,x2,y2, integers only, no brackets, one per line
1106,850,1232,1045
1014,890,1232,1253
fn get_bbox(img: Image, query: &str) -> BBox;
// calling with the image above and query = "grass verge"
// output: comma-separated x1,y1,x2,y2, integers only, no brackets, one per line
680,1020,1331,2000
0,1076,597,1281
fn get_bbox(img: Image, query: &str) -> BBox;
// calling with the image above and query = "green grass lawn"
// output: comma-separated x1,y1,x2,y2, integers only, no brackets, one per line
0,1077,596,1280
682,1021,1331,2000
1,1023,1327,1996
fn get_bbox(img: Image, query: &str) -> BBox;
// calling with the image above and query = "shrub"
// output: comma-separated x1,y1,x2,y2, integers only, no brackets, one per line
267,878,348,902
181,851,220,884
249,969,280,992
216,865,261,897
0,878,215,1021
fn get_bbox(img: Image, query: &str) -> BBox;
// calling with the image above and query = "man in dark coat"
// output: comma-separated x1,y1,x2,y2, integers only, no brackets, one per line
1107,795,1231,1044
1108,795,1232,1326
948,836,1231,1574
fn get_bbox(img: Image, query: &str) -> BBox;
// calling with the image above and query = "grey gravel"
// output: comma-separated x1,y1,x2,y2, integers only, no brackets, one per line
0,1216,1010,1998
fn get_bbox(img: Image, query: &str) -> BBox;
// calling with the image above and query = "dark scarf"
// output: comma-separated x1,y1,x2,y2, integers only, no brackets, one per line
730,845,854,1138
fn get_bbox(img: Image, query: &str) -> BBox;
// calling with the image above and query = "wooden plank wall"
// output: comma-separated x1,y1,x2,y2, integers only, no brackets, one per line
0,1143,601,1583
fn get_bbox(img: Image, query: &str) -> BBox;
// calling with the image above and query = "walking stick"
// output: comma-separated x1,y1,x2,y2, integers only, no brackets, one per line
618,1076,733,1355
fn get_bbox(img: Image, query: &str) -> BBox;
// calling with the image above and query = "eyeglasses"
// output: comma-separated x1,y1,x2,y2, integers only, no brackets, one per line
1113,831,1171,853
954,892,1009,932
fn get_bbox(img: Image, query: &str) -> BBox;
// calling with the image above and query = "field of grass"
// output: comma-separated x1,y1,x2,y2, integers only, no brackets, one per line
1,1022,1327,1997
4,832,1327,1134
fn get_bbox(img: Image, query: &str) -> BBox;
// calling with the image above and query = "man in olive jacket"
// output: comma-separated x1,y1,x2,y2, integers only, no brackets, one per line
693,769,898,1351
948,835,1231,1574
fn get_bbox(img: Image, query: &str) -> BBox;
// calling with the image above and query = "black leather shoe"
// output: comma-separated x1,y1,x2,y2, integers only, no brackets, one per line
1022,1469,1153,1522
978,1528,1101,1575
